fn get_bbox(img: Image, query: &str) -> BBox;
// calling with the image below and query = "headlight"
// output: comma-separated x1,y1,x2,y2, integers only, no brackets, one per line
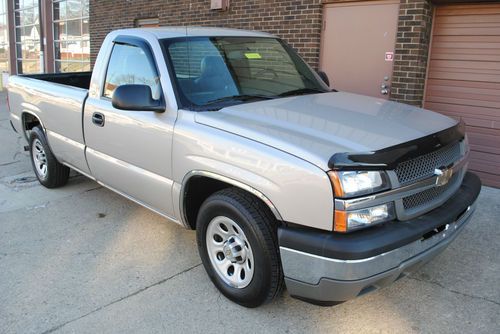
334,203,395,232
328,170,390,198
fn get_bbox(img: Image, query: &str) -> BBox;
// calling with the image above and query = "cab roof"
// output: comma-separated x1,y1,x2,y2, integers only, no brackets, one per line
114,26,275,40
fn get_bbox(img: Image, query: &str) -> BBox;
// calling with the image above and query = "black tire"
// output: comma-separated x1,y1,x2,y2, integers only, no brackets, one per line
29,126,70,188
196,187,284,308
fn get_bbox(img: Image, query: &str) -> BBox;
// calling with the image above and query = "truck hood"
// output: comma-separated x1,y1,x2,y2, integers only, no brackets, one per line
194,92,458,171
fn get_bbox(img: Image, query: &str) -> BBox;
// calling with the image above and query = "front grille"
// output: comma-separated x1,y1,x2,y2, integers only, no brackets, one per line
402,172,461,211
395,141,461,185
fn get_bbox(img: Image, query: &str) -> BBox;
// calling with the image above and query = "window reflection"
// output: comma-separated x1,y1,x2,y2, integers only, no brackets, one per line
103,43,161,100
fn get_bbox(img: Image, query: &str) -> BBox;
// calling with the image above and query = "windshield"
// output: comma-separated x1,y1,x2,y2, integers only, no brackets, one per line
161,37,330,110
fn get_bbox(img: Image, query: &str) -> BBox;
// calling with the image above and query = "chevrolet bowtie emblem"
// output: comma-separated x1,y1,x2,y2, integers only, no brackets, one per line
434,167,453,187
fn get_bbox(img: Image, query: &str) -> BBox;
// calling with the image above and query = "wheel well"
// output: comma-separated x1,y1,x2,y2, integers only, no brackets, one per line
22,113,41,140
22,113,41,131
183,176,231,230
182,176,280,230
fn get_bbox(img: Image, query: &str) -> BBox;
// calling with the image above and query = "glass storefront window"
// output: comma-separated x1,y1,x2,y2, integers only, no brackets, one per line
0,0,9,73
53,0,89,72
14,0,41,74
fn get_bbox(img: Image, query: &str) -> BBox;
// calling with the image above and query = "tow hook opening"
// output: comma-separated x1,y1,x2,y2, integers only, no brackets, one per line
421,224,448,241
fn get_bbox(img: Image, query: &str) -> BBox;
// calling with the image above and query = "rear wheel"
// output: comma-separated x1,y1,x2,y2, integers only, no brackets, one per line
196,188,283,307
29,126,70,188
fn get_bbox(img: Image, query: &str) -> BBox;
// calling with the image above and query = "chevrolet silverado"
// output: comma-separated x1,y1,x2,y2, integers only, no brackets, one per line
8,27,481,307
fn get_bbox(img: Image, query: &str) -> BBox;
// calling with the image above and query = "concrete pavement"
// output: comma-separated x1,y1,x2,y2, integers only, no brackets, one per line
0,92,499,334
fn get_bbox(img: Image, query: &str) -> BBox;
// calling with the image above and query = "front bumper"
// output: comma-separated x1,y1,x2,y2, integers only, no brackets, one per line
278,172,481,304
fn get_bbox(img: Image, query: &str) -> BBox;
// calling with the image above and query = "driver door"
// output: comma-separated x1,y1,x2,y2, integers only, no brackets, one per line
83,37,176,218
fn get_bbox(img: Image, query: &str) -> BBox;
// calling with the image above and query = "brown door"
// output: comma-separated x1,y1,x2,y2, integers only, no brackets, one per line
320,0,399,99
424,4,500,187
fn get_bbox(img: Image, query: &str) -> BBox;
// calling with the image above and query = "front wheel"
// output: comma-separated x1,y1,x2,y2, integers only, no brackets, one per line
196,188,283,307
29,126,70,188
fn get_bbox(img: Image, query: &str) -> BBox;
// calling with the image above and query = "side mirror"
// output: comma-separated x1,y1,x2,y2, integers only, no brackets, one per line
112,84,165,112
317,70,330,87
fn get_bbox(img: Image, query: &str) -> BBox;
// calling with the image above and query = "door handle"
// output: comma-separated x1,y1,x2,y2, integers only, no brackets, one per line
92,112,105,127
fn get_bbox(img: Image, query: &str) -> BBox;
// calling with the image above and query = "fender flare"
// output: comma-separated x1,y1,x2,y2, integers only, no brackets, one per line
179,170,283,228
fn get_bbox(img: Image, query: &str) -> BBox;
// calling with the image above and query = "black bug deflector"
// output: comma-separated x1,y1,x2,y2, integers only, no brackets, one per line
328,121,466,171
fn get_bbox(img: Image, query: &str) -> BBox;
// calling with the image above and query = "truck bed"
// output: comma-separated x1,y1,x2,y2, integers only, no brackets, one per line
21,71,92,90
8,71,91,174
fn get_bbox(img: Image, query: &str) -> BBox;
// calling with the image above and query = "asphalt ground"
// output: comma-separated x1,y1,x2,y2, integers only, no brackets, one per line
1,92,499,333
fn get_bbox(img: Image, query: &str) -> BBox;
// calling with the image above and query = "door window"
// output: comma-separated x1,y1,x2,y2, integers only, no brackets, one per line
103,43,161,100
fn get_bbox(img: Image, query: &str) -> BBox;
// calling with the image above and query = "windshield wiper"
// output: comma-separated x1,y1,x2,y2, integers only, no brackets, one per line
204,94,275,105
278,87,326,97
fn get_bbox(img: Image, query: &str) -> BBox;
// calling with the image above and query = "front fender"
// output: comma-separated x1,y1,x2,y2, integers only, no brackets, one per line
180,169,283,222
172,111,334,231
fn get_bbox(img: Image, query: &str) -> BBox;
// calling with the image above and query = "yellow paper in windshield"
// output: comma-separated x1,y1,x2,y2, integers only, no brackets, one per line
245,53,262,59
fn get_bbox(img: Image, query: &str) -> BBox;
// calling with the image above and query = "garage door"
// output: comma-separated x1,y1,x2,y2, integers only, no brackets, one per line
424,4,500,187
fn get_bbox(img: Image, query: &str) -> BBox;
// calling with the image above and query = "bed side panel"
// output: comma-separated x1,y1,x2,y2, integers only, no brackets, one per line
8,76,90,174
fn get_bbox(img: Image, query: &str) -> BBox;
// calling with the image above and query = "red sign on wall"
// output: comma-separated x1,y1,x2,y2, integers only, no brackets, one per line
385,52,394,61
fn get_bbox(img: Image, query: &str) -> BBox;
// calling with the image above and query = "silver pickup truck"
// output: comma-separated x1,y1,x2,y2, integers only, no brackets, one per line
8,27,481,307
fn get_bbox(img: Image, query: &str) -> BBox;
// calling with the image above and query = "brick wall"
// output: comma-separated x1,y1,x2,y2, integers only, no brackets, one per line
391,0,434,106
89,0,323,68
